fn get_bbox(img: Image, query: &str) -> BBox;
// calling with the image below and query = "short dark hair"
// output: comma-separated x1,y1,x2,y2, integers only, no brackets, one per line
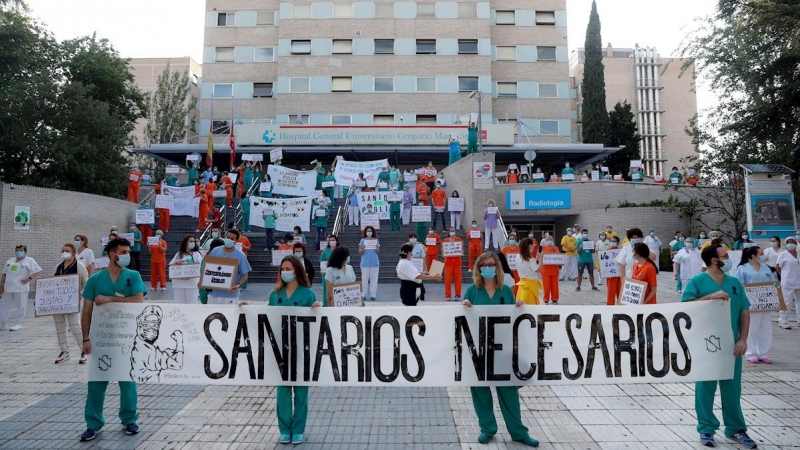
226,229,240,240
627,228,643,239
701,244,722,267
105,238,131,255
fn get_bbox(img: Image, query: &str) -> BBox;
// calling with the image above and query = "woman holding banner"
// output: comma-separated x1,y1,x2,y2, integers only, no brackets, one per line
269,255,321,445
462,252,539,447
168,236,203,304
359,226,381,301
52,242,89,364
325,246,359,306
631,243,658,304
736,246,776,364
397,243,442,306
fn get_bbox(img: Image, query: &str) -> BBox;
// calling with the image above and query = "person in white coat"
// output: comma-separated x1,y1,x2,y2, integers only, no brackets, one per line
594,232,612,285
643,228,662,261
763,236,784,269
672,237,704,288
168,236,203,304
736,246,777,364
776,237,800,329
0,244,42,331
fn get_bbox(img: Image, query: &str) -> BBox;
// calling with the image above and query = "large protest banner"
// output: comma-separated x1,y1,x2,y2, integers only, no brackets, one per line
333,159,388,188
162,186,200,217
249,196,313,232
266,165,317,197
88,301,733,387
357,192,390,220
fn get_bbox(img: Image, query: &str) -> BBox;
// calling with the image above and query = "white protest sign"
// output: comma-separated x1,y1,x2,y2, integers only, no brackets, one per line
542,253,566,265
199,256,238,290
426,237,437,246
581,240,595,251
169,264,202,280
260,182,272,192
601,166,609,173
155,195,174,210
387,193,403,202
411,258,425,272
186,154,200,162
442,241,463,257
94,257,110,269
670,177,680,184
562,174,575,181
632,172,642,181
620,278,647,305
332,282,362,307
129,174,140,182
227,172,238,184
322,181,335,188
360,214,380,230
213,190,226,198
267,165,317,196
148,237,161,246
120,233,135,243
591,170,600,181
487,207,498,214
412,206,431,223
745,283,785,312
630,160,642,168
234,243,243,251
599,249,621,278
363,240,378,250
506,253,519,270
613,175,622,181
250,196,314,232
136,209,155,224
469,230,481,239
34,275,80,316
333,158,388,188
270,147,283,163
532,173,544,180
320,261,328,273
162,185,201,217
242,154,263,161
404,173,417,182
378,182,388,190
165,165,181,174
272,249,293,266
358,192,391,220
448,198,465,212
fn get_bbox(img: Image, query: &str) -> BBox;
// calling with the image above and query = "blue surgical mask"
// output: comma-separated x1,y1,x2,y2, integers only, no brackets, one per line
366,231,373,237
212,232,219,239
741,234,749,240
770,242,778,248
787,244,797,251
472,224,478,228
720,259,733,272
116,254,131,268
679,237,685,242
630,239,639,245
480,266,496,280
685,242,694,249
188,242,196,250
700,234,707,238
281,271,296,282
294,252,304,258
508,240,517,246
14,251,25,259
74,240,83,249
409,238,417,244
224,238,235,249
610,242,618,248
759,255,768,263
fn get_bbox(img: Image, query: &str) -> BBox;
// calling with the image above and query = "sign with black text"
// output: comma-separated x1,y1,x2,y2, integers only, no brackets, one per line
331,282,362,307
199,256,239,290
34,275,80,316
620,278,647,305
744,283,785,312
169,264,202,280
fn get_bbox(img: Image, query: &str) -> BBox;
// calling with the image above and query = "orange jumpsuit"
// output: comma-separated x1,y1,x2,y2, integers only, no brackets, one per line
236,236,252,256
127,170,142,203
149,238,167,289
502,245,521,295
507,172,518,184
467,228,483,271
236,166,245,195
606,276,621,305
194,184,202,196
416,181,430,206
197,193,209,231
154,184,170,232
443,237,463,299
221,176,233,207
632,262,658,304
425,232,441,271
540,246,561,303
431,188,446,209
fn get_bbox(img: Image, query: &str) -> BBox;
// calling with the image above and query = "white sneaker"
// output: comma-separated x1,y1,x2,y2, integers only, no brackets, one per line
159,287,167,291
9,324,22,331
779,322,792,329
149,287,156,291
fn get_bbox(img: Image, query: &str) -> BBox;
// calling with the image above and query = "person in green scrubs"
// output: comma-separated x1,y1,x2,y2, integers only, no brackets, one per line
319,235,338,301
414,201,430,241
269,255,322,445
79,238,146,441
389,188,402,231
186,161,198,186
681,244,756,449
461,252,540,447
560,162,575,182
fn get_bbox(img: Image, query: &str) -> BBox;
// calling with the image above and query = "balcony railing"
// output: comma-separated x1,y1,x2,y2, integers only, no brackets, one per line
636,78,664,89
638,102,665,112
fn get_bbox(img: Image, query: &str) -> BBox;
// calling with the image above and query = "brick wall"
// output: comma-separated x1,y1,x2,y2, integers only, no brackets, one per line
0,184,139,273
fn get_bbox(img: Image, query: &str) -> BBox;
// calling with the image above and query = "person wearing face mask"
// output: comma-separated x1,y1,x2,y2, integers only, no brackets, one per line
561,161,575,182
576,230,598,291
422,161,437,192
378,166,391,191
205,229,252,305
325,246,360,306
615,228,647,282
467,221,483,272
416,175,431,206
604,236,622,305
643,229,662,261
461,252,540,447
697,230,709,245
292,242,315,286
52,243,89,364
732,230,754,250
292,226,307,245
240,192,252,233
532,167,545,183
203,227,224,250
448,133,462,164
79,238,145,442
148,231,168,291
127,167,142,202
736,246,776,364
424,227,442,272
74,235,96,275
323,168,336,199
630,243,659,304
442,227,463,301
559,228,578,281
431,182,447,231
397,243,443,306
359,226,381,301
604,225,618,240
313,199,330,248
269,255,320,445
219,171,234,207
501,233,521,292
776,237,800,329
401,184,414,226
483,200,501,250
320,236,339,298
594,232,611,285
763,235,784,270
208,204,223,230
347,188,360,227
153,181,171,232
196,188,210,232
673,237,703,292
389,188,402,231
168,236,203,304
628,166,644,183
538,236,561,304
407,233,427,259
701,230,722,250
388,165,401,190
681,244,755,449
516,238,541,305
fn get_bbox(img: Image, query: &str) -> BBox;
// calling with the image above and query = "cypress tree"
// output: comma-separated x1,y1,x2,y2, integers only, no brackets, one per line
580,1,609,144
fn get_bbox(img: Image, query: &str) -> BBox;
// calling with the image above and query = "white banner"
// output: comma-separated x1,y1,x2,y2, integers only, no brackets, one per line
249,196,314,232
34,275,80,316
599,250,621,278
357,192,390,220
412,206,431,222
135,209,155,224
270,148,283,163
169,264,202,280
155,195,174,210
267,165,317,197
162,186,200,217
87,302,735,386
333,159,388,188
448,198,465,212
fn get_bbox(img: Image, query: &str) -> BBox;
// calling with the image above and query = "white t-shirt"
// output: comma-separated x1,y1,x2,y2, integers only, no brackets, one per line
643,235,662,258
672,248,703,280
169,251,204,288
615,244,635,278
396,258,422,284
596,239,612,251
516,257,539,280
3,256,43,292
325,265,357,285
78,248,95,268
777,251,800,289
764,247,785,268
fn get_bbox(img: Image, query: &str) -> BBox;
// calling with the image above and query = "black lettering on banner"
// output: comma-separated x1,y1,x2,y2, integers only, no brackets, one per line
585,314,613,378
365,316,372,383
289,316,298,381
340,316,364,382
563,314,584,380
537,314,561,380
636,314,646,376
296,316,317,382
230,314,256,379
401,316,426,382
454,316,485,381
204,313,229,379
646,313,670,377
512,314,536,380
486,317,511,381
373,316,400,382
612,314,638,378
671,312,692,376
258,314,289,381
313,317,341,382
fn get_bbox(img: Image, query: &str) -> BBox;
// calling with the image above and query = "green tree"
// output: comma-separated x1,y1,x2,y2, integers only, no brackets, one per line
144,63,193,146
579,0,609,145
602,102,642,176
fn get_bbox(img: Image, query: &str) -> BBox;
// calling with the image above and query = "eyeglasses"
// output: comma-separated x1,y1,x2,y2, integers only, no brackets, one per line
479,264,496,268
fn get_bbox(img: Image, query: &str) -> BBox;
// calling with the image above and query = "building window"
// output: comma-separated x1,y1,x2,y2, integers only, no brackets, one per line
457,3,477,18
215,47,234,62
217,12,235,26
417,3,435,17
496,46,516,61
537,46,557,61
213,83,233,98
416,39,436,54
540,120,559,135
375,3,394,18
495,10,515,25
332,39,353,54
538,83,558,98
253,83,274,98
289,114,309,124
375,39,394,54
535,11,556,25
458,76,479,92
331,115,351,125
333,3,353,18
416,115,437,124
257,10,276,25
290,77,310,93
293,4,312,19
497,82,517,97
254,47,275,62
291,40,312,54
373,114,394,124
331,77,353,92
416,76,436,92
212,120,230,135
374,77,394,92
458,39,478,54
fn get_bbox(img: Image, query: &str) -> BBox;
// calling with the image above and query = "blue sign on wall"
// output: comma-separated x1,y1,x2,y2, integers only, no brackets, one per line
506,189,571,210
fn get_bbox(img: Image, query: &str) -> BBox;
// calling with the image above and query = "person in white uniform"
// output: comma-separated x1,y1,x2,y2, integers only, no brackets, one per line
763,235,784,269
643,228,662,261
594,232,612,285
168,236,204,304
672,237,704,288
1,244,42,331
735,246,777,364
776,237,800,329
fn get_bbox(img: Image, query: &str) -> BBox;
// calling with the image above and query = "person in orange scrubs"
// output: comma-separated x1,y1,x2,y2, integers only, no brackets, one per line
431,183,447,231
154,181,170,232
631,242,658,304
442,226,463,301
127,168,142,202
605,236,622,305
196,189,209,232
467,220,483,272
149,230,167,290
220,171,234,207
538,235,561,304
425,227,441,271
416,178,430,206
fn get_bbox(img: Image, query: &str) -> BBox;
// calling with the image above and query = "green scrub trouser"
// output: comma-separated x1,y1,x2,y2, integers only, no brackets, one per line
390,210,401,231
199,289,209,304
449,152,461,165
85,381,138,430
467,141,478,154
241,218,251,232
470,386,529,440
695,357,746,437
277,386,309,436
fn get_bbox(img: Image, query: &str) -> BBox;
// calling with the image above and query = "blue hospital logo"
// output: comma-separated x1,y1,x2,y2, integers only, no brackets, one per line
262,130,276,143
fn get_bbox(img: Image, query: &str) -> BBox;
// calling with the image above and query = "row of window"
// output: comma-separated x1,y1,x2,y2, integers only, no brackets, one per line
216,7,556,24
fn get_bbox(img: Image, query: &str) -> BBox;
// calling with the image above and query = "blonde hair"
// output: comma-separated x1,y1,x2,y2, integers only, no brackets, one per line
472,252,504,288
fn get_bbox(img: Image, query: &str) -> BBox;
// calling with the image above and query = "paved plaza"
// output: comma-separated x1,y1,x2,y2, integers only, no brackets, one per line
1,272,799,449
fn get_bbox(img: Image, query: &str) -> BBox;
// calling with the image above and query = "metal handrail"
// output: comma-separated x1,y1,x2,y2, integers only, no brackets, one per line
138,188,156,206
332,205,345,236
199,204,229,247
497,212,509,242
234,180,261,231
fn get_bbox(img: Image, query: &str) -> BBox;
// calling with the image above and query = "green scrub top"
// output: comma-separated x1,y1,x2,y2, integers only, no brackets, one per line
130,230,142,252
320,247,332,262
268,286,317,307
313,207,329,227
389,201,401,212
681,272,750,338
577,238,594,263
463,284,515,306
263,211,277,229
82,268,147,301
188,167,198,185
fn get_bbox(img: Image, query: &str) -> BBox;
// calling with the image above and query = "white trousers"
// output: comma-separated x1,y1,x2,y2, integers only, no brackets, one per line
779,287,800,324
745,312,772,359
348,205,360,226
209,293,238,305
559,255,578,280
361,266,379,298
402,206,411,225
484,227,500,249
173,287,199,304
53,312,83,353
0,292,27,326
450,212,461,229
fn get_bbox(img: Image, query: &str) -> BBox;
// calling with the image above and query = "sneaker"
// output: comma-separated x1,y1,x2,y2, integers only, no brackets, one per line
591,287,600,291
55,352,70,364
512,436,540,447
759,357,772,364
552,301,559,305
80,429,97,442
9,324,21,331
478,432,494,444
149,287,156,291
575,286,581,292
748,357,760,364
279,434,291,444
370,297,376,301
779,322,792,329
159,287,167,291
728,431,757,449
124,423,139,435
291,433,304,445
79,354,87,364
700,433,716,447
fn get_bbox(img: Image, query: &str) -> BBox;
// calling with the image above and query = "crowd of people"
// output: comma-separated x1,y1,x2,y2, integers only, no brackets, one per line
494,161,704,185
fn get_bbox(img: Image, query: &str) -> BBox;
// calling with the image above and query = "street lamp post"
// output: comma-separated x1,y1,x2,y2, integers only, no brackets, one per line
469,90,483,153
